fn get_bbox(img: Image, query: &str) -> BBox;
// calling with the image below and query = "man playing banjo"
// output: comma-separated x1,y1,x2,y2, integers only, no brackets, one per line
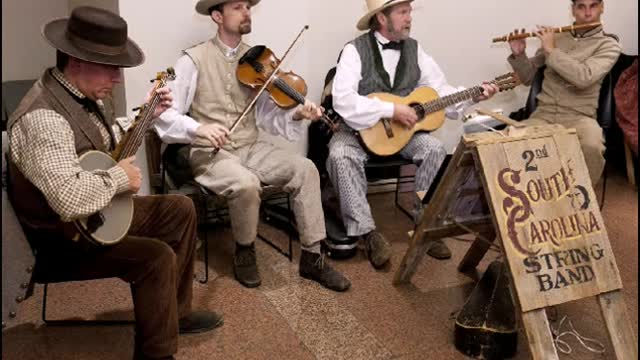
7,7,221,360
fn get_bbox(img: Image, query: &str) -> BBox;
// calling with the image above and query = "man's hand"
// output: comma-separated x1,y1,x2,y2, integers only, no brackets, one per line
148,86,173,119
293,100,323,121
508,28,527,56
193,123,230,148
535,25,556,55
117,156,141,193
392,104,418,129
472,82,500,103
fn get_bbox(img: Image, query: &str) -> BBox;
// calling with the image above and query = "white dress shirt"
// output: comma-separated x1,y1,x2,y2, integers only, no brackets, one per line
332,31,471,130
154,39,305,144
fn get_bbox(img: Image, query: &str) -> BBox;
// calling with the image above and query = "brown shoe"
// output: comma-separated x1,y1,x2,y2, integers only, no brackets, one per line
426,239,451,260
234,243,261,288
363,231,391,269
179,310,224,334
299,250,351,292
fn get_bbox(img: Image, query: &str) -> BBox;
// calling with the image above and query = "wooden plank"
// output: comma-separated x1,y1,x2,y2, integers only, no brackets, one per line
394,144,469,284
464,124,575,147
598,290,638,360
521,309,560,359
458,231,496,273
473,126,622,312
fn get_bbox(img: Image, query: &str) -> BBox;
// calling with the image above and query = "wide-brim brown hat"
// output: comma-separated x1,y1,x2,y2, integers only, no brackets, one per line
42,6,144,67
195,0,261,16
356,0,414,31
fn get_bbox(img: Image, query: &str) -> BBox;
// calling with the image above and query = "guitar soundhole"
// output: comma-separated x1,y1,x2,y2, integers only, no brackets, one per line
410,103,425,119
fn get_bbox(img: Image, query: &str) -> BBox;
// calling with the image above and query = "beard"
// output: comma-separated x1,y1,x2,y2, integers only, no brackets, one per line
239,21,252,35
386,22,410,40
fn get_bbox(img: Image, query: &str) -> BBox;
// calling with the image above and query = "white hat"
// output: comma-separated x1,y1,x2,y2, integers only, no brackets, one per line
195,0,261,16
356,0,414,31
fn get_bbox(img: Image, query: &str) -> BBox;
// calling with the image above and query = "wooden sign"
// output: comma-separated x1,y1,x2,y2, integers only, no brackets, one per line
394,124,636,360
464,124,622,312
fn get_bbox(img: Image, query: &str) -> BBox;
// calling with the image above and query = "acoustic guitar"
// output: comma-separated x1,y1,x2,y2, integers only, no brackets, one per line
358,73,520,156
74,68,176,246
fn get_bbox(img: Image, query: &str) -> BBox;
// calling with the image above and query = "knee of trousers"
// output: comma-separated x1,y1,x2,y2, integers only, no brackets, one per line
326,146,365,172
133,241,177,282
580,136,606,158
294,157,321,185
229,176,261,200
168,194,197,221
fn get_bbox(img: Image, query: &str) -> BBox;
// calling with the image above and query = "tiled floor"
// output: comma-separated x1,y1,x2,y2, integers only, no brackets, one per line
2,171,637,360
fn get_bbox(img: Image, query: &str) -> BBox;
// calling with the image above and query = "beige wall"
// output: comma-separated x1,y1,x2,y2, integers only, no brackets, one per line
5,0,638,195
2,0,67,81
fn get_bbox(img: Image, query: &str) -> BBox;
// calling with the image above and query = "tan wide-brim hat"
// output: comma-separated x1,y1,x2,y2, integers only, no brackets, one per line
356,0,414,31
42,6,144,67
195,0,261,16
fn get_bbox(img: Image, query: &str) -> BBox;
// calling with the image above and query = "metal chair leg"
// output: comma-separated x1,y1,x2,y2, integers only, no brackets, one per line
199,230,209,284
256,195,294,262
394,175,414,220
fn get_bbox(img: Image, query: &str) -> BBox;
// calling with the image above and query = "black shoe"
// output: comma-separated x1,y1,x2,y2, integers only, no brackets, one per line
299,249,351,292
426,238,452,260
363,231,391,269
179,310,224,334
234,243,261,288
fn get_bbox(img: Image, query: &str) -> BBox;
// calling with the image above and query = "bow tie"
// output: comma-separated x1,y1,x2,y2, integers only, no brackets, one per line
380,40,404,51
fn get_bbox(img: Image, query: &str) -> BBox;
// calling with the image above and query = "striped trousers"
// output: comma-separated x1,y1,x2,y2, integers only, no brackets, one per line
326,129,447,237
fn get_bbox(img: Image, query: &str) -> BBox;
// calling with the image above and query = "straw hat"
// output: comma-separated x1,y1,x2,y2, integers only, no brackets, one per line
195,0,261,16
356,0,413,31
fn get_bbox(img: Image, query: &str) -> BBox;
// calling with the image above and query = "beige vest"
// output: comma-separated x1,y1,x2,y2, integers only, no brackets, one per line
185,37,259,150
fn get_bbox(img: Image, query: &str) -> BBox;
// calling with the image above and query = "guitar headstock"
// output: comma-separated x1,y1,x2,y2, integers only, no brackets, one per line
492,72,521,92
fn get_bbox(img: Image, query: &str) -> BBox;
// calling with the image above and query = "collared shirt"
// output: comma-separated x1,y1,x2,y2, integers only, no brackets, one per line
153,37,305,144
332,31,470,130
507,25,621,118
8,68,130,221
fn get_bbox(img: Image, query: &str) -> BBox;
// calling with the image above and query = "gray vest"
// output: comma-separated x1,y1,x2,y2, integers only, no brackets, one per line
351,31,420,97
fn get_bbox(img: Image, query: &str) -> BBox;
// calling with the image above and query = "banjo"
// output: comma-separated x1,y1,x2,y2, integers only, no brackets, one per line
74,68,176,246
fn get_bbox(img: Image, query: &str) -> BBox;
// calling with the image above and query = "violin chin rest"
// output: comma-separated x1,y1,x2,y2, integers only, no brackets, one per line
240,45,266,64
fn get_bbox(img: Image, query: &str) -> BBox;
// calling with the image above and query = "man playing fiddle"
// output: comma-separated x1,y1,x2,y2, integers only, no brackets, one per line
154,0,351,292
327,0,498,267
506,0,621,186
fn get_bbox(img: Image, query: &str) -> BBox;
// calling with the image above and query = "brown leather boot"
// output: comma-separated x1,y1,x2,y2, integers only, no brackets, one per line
363,231,391,269
179,310,224,334
426,239,452,260
234,243,261,288
299,250,351,292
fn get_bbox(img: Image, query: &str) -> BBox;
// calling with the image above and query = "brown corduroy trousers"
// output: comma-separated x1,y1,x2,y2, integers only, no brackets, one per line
34,194,197,358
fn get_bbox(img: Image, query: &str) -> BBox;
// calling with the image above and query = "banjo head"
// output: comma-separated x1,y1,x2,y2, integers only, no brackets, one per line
76,151,134,246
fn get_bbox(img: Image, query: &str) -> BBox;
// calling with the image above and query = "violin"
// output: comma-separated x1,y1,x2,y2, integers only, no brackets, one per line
209,26,335,157
236,44,338,132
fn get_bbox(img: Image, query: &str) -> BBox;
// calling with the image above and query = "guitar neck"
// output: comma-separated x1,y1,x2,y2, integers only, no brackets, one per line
421,86,484,115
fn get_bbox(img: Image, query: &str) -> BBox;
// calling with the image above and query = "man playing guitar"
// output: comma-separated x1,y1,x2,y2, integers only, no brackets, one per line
328,0,498,266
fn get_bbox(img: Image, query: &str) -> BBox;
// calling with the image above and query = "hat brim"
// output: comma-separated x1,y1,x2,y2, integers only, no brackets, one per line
196,0,261,16
42,18,145,68
356,0,413,31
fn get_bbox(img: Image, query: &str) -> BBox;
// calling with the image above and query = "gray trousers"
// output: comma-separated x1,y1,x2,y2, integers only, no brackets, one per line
189,140,325,252
326,129,447,237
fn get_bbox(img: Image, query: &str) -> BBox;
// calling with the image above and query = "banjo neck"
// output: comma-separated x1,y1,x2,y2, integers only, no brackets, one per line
111,68,176,161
